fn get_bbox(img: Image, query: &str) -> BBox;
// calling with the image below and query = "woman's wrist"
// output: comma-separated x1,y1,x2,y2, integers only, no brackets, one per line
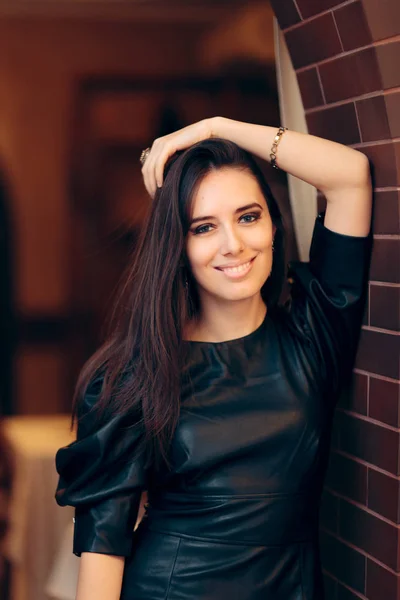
209,116,225,139
209,118,282,170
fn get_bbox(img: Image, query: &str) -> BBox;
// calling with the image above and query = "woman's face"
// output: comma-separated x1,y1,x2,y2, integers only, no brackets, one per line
186,168,275,305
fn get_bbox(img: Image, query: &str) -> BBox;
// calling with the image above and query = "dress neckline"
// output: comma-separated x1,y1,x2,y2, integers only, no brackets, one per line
183,311,269,347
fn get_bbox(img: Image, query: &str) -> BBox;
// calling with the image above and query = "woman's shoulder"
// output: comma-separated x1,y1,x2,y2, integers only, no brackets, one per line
75,366,139,437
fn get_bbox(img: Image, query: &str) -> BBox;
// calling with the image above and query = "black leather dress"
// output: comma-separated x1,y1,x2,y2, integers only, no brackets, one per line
55,213,370,600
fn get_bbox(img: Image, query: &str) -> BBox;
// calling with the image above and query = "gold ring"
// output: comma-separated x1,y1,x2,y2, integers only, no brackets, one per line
140,147,151,166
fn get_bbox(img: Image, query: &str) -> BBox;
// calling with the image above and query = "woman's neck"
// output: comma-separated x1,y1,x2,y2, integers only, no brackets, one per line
185,296,267,343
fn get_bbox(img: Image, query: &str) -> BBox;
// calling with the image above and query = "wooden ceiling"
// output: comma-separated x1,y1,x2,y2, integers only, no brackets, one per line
0,0,255,23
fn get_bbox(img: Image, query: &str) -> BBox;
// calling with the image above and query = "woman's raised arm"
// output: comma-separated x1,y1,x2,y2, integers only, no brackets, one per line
142,117,372,238
212,118,372,237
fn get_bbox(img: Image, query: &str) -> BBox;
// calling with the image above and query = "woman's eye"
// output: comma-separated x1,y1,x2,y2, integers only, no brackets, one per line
239,212,261,223
192,213,261,235
193,224,213,235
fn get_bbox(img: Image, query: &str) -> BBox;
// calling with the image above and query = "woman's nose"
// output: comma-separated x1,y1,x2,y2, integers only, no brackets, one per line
220,227,244,255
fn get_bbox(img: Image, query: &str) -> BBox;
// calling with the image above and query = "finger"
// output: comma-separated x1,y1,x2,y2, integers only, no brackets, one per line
148,138,169,196
143,165,156,199
145,152,159,198
154,131,194,189
142,147,158,198
141,137,163,197
141,162,153,198
141,148,153,196
148,141,170,195
142,121,209,195
151,130,191,191
153,124,206,187
155,145,174,189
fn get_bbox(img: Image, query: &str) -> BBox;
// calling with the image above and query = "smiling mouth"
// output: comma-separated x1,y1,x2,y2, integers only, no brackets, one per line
215,256,256,278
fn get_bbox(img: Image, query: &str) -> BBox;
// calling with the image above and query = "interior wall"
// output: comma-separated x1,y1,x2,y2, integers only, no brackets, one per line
270,1,400,598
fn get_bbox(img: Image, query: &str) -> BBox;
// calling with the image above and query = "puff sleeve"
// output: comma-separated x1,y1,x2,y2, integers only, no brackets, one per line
286,211,371,398
55,376,148,557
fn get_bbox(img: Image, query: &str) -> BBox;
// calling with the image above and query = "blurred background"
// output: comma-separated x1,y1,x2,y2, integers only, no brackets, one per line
0,1,399,599
0,2,298,599
0,0,296,420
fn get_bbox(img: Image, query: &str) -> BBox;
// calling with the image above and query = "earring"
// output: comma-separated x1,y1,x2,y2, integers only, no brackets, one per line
272,239,275,252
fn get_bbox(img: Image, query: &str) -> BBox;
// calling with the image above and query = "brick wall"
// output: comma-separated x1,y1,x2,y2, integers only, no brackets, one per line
270,1,400,599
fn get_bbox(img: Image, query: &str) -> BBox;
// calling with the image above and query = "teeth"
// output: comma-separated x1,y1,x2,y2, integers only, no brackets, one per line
223,261,251,274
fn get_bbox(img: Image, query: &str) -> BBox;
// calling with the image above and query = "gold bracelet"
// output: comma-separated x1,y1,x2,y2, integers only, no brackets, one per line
270,126,288,170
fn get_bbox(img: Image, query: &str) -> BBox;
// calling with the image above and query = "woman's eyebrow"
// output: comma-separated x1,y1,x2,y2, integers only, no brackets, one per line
190,203,263,225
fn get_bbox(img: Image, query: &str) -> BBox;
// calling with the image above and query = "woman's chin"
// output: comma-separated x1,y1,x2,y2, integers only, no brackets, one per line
211,284,263,303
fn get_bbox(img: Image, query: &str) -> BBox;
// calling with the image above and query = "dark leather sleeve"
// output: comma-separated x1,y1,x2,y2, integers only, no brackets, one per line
55,376,147,557
286,212,371,399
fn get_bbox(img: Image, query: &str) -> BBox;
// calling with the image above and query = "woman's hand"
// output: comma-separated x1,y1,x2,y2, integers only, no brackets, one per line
141,118,214,198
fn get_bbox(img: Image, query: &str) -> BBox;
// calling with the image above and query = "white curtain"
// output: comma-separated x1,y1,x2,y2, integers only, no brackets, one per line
273,19,317,261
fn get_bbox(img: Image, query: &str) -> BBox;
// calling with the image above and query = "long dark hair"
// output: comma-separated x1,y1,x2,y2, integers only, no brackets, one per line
73,138,285,469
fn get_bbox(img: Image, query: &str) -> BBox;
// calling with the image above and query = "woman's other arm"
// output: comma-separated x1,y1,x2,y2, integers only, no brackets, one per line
76,553,125,600
55,376,148,600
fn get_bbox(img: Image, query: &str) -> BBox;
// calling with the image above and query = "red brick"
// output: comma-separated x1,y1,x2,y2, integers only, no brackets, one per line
334,1,371,52
320,490,339,533
368,469,400,523
356,95,391,143
363,0,400,41
337,584,364,600
369,238,400,283
370,284,400,331
306,102,361,145
367,558,400,600
338,372,368,415
339,499,399,570
372,190,400,235
385,91,400,138
369,377,400,429
323,573,337,600
297,67,325,109
397,141,400,184
339,411,399,474
326,451,368,504
320,531,366,593
376,41,400,89
362,142,400,188
296,0,344,19
331,412,341,450
362,296,369,326
356,329,400,381
285,12,342,69
269,0,302,29
319,47,381,104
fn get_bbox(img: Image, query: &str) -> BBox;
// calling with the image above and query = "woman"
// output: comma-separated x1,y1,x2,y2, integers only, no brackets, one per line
55,117,372,600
